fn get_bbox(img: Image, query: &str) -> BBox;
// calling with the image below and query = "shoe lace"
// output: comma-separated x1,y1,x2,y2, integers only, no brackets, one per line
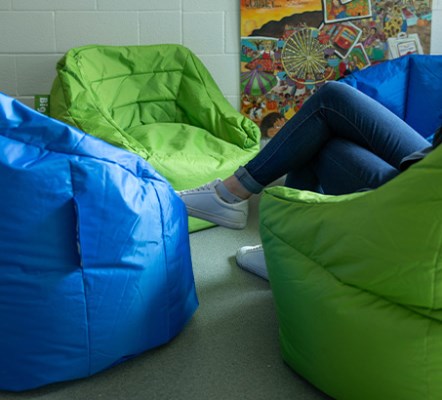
178,180,218,195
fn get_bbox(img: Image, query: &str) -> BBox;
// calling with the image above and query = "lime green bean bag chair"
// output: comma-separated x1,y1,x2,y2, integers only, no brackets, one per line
260,145,442,399
50,44,260,232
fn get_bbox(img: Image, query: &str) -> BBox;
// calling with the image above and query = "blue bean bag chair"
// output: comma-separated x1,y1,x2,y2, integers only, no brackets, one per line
342,54,442,140
0,92,198,391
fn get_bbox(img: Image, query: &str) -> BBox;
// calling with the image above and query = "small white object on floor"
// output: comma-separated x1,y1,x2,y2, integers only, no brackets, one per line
236,244,268,280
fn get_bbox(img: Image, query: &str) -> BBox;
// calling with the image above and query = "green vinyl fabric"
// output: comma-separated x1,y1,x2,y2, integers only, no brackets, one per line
259,145,442,400
50,44,260,232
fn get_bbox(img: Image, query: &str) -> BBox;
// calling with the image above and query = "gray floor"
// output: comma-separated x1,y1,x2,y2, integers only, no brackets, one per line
1,195,331,400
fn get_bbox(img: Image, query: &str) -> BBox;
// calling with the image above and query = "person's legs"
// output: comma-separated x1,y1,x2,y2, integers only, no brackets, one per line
314,138,401,194
178,81,430,228
236,138,402,280
235,81,430,194
286,138,401,194
284,164,323,193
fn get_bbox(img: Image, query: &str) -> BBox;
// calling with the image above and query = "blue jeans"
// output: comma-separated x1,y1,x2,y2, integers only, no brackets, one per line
235,81,430,195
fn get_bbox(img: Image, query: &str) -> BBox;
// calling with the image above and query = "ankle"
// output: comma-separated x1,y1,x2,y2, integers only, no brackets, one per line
215,180,244,204
223,176,252,200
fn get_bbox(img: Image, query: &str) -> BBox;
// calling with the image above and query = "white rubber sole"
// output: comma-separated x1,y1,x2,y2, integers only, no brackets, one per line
187,206,247,229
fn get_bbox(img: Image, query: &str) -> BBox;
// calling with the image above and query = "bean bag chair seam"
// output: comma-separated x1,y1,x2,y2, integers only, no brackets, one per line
149,183,172,338
68,164,93,377
3,122,156,183
86,68,185,85
181,51,253,147
261,219,440,316
55,49,95,133
60,50,151,159
73,53,142,147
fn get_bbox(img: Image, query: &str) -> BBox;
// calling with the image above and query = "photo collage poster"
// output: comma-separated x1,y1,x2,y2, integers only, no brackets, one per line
240,0,432,137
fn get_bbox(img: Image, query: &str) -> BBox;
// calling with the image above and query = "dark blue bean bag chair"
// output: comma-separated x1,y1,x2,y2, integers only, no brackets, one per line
342,54,442,141
0,92,198,391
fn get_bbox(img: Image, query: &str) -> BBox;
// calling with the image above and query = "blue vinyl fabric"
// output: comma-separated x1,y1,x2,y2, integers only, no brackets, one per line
0,92,198,391
341,54,442,140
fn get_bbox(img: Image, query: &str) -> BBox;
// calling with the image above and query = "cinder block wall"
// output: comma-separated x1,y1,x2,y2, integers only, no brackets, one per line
0,0,240,109
0,0,441,111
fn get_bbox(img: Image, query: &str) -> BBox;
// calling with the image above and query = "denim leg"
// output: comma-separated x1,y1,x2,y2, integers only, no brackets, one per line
236,81,430,194
285,165,323,193
312,138,401,194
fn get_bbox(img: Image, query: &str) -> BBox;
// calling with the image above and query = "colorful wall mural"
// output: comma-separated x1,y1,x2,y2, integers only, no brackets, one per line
240,0,432,137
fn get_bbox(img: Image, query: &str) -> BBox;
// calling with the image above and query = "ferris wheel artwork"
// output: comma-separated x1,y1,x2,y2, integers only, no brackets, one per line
281,27,335,84
240,0,431,134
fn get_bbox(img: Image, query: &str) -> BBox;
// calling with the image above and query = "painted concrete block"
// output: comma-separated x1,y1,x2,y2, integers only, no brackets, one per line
226,95,240,111
16,54,61,96
183,0,237,12
55,12,139,52
98,0,180,10
0,56,17,96
13,0,96,10
139,12,182,45
226,10,240,53
200,54,240,96
0,0,11,10
16,96,34,109
183,12,224,54
0,12,55,52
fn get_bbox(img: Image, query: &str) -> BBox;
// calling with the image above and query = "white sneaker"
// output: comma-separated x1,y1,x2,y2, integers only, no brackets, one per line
177,179,248,229
236,245,268,280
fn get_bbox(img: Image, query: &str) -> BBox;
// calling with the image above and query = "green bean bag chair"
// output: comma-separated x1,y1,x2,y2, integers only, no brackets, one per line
50,44,260,232
259,143,442,399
